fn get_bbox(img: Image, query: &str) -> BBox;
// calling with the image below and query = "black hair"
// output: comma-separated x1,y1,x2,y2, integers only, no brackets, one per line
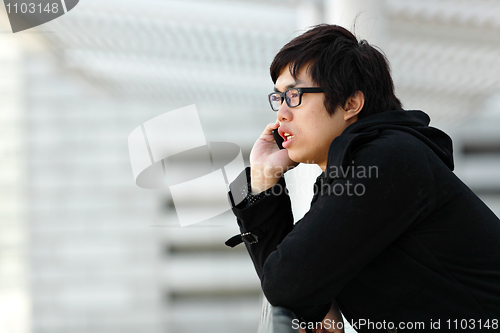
270,24,402,118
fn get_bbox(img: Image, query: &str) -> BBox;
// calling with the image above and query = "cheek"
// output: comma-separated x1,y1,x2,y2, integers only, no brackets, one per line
315,121,339,149
298,124,319,146
312,119,330,138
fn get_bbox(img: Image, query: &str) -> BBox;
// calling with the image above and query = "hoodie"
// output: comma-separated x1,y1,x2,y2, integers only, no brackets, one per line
227,110,500,332
326,110,454,176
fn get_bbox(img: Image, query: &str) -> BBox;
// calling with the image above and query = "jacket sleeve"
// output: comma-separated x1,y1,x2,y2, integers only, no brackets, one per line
230,136,436,323
227,167,295,277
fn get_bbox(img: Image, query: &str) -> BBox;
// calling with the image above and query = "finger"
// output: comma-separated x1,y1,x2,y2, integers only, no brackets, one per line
261,121,280,137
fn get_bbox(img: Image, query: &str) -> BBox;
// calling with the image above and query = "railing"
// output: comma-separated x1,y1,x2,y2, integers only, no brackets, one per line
258,297,300,333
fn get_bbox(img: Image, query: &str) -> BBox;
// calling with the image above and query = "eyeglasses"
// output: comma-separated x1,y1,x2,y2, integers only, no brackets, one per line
268,87,324,111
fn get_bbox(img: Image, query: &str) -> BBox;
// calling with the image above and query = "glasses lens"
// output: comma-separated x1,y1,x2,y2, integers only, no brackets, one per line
269,93,281,111
285,89,300,107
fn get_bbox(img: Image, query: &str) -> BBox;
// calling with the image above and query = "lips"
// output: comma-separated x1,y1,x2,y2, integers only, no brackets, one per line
278,127,292,139
278,126,295,148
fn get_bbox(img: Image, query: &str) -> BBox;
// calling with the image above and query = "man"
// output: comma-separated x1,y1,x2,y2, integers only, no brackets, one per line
225,24,500,332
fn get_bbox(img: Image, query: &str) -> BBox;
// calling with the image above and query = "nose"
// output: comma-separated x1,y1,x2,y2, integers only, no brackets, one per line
276,102,292,123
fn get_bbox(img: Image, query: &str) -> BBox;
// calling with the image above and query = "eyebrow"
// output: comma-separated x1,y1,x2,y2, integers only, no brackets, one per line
274,79,305,93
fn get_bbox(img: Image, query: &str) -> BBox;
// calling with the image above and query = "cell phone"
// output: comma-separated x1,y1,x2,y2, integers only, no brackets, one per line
272,128,285,150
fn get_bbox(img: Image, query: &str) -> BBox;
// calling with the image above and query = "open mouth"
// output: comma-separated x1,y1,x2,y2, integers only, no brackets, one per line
282,132,294,142
278,127,295,148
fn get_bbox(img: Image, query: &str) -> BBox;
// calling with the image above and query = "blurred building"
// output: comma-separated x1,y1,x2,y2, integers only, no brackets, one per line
0,1,499,333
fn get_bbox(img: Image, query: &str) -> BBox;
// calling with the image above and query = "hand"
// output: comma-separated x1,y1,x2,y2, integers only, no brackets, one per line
298,303,344,333
249,121,299,193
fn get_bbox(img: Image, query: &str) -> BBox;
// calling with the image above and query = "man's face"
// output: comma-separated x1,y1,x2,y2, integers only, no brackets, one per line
274,66,356,170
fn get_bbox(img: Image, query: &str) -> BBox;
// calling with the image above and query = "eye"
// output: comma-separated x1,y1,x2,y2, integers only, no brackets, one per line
287,89,299,99
270,94,280,102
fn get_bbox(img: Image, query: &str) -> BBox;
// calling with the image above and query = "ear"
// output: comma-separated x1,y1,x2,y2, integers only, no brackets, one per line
343,91,364,121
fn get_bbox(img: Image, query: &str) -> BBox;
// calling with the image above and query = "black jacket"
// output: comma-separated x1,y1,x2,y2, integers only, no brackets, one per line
226,110,500,332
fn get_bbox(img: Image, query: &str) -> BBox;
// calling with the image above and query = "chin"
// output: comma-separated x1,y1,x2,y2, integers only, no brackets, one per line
288,154,300,164
288,151,312,164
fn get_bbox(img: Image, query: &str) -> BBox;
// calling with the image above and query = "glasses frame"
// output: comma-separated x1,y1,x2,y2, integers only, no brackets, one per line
268,87,324,111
